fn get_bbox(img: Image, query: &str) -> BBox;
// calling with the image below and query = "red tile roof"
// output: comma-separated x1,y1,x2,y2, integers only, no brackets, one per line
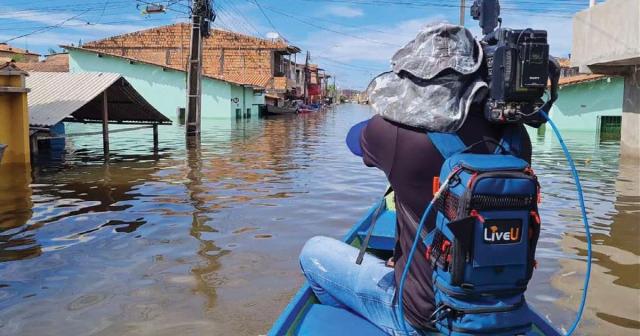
558,74,606,87
77,23,299,90
64,45,245,85
0,43,40,56
15,53,69,72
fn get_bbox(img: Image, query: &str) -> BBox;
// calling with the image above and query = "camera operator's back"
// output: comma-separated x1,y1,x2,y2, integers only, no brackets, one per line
359,110,531,330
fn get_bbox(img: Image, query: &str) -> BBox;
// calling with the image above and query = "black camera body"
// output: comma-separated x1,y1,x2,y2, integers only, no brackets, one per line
472,0,555,126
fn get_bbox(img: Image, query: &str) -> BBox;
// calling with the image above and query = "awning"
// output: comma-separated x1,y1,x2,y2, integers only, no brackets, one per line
26,72,171,127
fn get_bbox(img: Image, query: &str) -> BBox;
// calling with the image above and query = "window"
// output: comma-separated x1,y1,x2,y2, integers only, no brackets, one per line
598,115,621,141
273,53,284,77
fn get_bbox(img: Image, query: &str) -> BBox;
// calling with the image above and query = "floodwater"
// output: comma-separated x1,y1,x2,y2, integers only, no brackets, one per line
0,104,637,335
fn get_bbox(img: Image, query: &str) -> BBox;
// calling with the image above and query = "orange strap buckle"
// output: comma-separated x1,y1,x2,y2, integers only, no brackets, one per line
432,177,440,196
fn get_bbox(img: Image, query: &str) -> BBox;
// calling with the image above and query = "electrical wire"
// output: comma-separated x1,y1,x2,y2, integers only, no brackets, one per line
251,0,283,38
2,9,91,43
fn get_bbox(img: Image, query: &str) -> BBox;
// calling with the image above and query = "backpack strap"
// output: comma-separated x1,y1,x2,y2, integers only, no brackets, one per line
428,132,466,159
497,126,524,157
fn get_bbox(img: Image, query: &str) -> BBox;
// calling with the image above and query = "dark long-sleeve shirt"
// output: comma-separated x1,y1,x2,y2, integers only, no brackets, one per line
360,113,531,330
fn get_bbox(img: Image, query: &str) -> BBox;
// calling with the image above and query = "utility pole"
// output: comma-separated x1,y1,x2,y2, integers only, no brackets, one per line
460,0,466,26
303,51,310,104
186,0,215,139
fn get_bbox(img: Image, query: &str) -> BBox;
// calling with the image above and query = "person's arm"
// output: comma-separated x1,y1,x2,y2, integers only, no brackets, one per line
360,115,397,177
360,115,400,267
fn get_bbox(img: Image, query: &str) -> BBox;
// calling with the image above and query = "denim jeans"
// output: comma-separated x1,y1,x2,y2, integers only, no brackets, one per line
299,236,432,336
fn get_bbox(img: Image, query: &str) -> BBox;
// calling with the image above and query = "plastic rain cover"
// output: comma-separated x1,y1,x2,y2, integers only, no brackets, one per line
367,23,487,132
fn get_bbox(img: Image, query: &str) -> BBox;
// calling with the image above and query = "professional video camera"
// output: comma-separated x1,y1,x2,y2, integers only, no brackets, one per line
471,0,559,127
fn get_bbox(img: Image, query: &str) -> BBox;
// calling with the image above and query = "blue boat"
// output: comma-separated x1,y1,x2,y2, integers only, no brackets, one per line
268,198,563,336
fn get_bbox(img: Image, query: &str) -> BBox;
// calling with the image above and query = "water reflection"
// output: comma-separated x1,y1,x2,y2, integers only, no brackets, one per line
526,133,639,334
0,106,636,335
0,164,38,262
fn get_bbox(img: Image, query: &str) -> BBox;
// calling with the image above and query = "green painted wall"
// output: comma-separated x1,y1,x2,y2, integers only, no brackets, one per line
549,77,623,132
68,49,259,120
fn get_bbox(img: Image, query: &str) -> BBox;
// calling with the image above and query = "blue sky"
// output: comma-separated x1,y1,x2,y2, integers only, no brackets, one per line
0,0,591,89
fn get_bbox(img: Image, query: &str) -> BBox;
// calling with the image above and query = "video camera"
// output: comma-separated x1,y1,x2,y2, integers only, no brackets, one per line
471,0,559,127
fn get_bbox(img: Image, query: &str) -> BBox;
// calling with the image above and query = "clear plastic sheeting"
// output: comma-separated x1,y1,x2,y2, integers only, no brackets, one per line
391,23,483,80
367,23,486,132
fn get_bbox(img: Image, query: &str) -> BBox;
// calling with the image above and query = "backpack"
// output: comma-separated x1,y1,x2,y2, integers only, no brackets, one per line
424,127,541,335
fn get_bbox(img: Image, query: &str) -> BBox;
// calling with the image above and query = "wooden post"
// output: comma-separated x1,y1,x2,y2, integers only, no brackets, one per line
153,124,159,151
460,0,465,26
30,135,39,156
102,91,109,160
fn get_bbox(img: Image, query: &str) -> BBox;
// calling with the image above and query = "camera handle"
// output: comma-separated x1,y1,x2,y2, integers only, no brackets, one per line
540,57,561,112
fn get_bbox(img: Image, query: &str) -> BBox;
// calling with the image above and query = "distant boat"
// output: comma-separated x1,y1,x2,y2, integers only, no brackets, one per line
298,103,323,114
0,144,6,163
266,105,298,116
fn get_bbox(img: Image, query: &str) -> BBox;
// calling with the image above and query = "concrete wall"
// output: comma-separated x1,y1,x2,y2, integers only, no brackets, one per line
621,74,640,162
549,77,623,132
572,0,640,72
69,49,259,120
0,74,30,164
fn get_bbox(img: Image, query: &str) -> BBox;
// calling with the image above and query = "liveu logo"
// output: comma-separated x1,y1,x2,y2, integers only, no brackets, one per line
483,225,521,243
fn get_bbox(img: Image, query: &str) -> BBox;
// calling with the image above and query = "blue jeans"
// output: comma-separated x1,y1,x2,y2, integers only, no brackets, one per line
299,236,432,336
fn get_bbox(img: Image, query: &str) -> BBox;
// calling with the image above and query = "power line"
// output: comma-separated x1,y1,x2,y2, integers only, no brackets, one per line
2,9,91,43
258,3,401,47
250,0,283,38
216,0,262,37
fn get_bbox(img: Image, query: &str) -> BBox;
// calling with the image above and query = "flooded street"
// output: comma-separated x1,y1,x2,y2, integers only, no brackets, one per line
0,104,637,335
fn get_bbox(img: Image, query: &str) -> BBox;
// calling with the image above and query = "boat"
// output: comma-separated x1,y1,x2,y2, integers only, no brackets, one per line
268,196,563,336
297,103,324,114
0,144,6,163
266,104,298,116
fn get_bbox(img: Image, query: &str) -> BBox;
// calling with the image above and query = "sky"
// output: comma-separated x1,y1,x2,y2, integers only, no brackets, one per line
0,0,593,89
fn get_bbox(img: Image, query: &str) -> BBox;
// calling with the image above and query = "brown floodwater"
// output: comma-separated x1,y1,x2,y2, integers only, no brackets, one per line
0,104,637,335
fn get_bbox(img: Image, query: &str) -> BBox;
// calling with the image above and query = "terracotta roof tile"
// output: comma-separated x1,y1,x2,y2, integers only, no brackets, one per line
0,43,40,56
558,74,606,87
16,53,69,72
79,23,298,89
65,45,243,85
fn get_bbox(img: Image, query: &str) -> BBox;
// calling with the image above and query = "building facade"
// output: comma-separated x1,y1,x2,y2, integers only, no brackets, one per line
548,75,623,135
78,24,299,98
68,48,263,120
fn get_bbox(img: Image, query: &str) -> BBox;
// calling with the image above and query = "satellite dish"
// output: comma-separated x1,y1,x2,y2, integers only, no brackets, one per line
266,32,280,39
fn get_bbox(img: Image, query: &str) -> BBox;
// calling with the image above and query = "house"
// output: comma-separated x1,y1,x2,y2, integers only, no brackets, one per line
64,24,302,119
547,74,623,137
15,53,69,72
0,43,40,63
283,60,332,103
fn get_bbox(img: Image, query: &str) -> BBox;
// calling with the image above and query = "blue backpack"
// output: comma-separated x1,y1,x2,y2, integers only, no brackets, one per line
424,127,541,335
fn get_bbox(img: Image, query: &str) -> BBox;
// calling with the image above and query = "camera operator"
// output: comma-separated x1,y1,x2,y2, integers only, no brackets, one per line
299,22,532,335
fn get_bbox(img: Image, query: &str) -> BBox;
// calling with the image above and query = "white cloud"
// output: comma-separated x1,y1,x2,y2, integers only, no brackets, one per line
325,5,364,18
301,16,445,63
301,11,575,88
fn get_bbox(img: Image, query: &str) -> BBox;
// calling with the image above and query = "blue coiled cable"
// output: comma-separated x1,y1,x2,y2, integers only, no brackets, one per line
540,110,592,335
397,112,592,336
398,199,437,335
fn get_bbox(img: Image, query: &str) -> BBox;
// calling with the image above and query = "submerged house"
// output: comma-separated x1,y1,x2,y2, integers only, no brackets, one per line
547,74,623,138
64,24,300,119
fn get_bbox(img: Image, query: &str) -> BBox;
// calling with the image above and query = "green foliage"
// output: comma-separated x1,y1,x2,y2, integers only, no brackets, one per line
10,54,24,62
